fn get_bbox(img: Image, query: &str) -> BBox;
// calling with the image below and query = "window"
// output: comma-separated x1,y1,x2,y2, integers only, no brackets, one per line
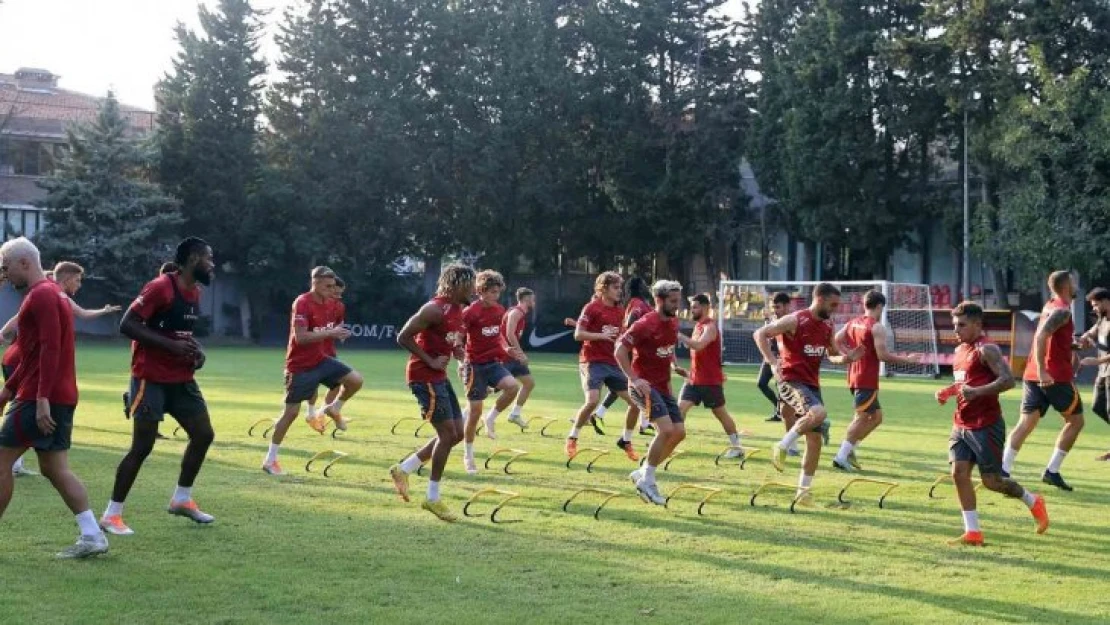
0,139,59,176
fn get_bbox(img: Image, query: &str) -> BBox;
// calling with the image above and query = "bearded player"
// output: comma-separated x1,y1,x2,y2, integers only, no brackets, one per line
593,276,653,434
758,292,792,423
677,293,743,457
501,287,536,429
939,301,1049,546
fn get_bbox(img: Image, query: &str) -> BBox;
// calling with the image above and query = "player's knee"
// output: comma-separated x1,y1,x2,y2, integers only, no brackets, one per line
950,463,971,480
809,406,828,423
344,371,364,392
1067,412,1085,429
191,425,215,448
673,428,687,444
871,411,884,426
980,473,1005,492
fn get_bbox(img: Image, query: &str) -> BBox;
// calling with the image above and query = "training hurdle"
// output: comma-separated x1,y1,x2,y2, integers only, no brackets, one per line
248,417,277,439
665,483,724,516
563,488,623,520
390,416,433,437
837,478,900,509
927,474,983,499
172,426,185,438
750,482,811,513
525,416,560,437
714,446,761,467
328,419,353,439
565,448,610,473
485,448,529,474
463,488,523,523
639,449,685,471
305,450,349,477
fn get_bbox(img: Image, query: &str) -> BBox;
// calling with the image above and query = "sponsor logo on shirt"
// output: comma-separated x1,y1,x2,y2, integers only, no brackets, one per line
954,370,967,383
803,344,827,358
481,326,501,337
655,344,676,358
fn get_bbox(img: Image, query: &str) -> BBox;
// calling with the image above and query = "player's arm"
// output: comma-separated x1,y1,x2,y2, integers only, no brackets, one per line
962,343,1015,400
397,302,449,371
120,282,199,358
293,303,349,345
681,322,717,351
504,309,526,361
872,324,920,365
827,325,864,364
0,314,17,342
1034,308,1070,382
70,300,122,320
574,307,613,342
752,314,797,367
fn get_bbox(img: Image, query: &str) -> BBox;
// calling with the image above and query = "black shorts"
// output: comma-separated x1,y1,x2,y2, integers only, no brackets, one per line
0,400,75,451
778,381,829,435
630,387,682,423
949,419,1006,474
284,357,352,404
506,359,531,378
679,383,726,409
410,380,464,424
1,364,13,381
129,378,208,423
851,388,881,413
1021,381,1082,417
1093,378,1110,422
464,361,512,401
579,362,628,393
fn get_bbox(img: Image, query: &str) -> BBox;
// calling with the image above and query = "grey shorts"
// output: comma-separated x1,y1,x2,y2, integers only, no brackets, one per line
285,357,353,404
630,387,682,423
1021,381,1082,417
505,359,531,378
679,383,726,409
0,400,75,452
409,380,464,424
949,419,1006,474
464,361,513,401
579,362,628,393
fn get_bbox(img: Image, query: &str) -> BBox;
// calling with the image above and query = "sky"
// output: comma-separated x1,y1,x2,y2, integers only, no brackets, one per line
0,0,750,111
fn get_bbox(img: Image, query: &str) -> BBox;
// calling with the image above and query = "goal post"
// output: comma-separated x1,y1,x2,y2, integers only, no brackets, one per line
716,280,941,378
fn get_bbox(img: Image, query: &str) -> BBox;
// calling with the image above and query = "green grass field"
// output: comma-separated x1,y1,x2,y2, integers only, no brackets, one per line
4,345,1110,624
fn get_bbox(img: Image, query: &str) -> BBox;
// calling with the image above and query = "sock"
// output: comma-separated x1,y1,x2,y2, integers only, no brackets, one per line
595,405,607,418
961,510,981,532
640,417,651,429
329,398,346,412
464,442,475,459
797,472,814,497
266,443,280,464
399,454,423,474
510,405,522,418
728,432,741,446
12,456,23,472
75,510,100,536
788,441,799,453
1002,446,1018,473
427,479,441,502
1046,448,1067,473
781,429,801,450
643,464,657,484
105,500,124,517
622,429,634,443
305,403,318,419
172,485,192,504
1021,489,1037,508
836,440,855,463
569,426,580,439
485,407,500,421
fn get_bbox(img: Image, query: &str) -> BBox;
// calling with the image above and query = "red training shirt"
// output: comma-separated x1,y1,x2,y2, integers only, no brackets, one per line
846,315,881,390
323,300,346,358
5,280,77,405
578,298,624,365
689,318,723,386
1022,297,1075,383
953,337,1002,430
620,311,679,395
286,292,341,374
462,300,507,363
406,296,464,384
129,274,202,384
624,298,653,330
778,309,833,388
501,305,527,349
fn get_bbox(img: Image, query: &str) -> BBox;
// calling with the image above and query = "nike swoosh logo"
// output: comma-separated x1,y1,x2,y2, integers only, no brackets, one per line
529,328,573,348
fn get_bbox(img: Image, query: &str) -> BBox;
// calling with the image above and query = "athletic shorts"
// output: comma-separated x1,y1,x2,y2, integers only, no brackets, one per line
1093,378,1109,424
284,357,352,404
851,388,881,413
630,387,682,423
129,378,208,423
1,364,13,382
579,362,628,393
409,380,464,423
1021,381,1082,417
778,381,829,436
464,361,512,401
949,419,1006,474
505,359,531,378
0,400,75,451
679,383,726,409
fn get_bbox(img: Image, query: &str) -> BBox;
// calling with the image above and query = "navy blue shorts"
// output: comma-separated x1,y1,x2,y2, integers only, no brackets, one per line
284,357,352,404
851,388,880,413
0,400,75,451
579,362,628,393
464,361,513,400
679,383,726,409
506,359,531,378
1021,381,1082,417
129,378,207,423
410,380,464,424
630,387,682,423
949,419,1005,474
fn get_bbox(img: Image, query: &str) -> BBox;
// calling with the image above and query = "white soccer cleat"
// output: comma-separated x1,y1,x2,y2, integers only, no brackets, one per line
483,414,497,440
56,533,109,559
507,413,527,429
464,456,478,475
722,447,745,460
635,479,667,506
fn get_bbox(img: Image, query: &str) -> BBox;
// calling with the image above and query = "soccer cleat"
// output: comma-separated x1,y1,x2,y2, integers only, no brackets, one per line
770,444,787,472
1097,452,1110,462
786,447,802,457
1030,494,1050,534
12,463,38,477
565,437,578,458
262,460,284,476
306,414,328,434
722,446,745,460
56,534,109,559
628,468,644,485
421,499,458,522
639,424,656,436
832,457,854,473
793,492,815,508
99,515,134,536
1000,469,1011,479
617,438,639,462
389,465,411,502
168,500,215,524
464,456,478,475
507,413,527,430
589,415,605,436
948,531,985,547
331,415,351,432
635,479,667,506
848,449,861,470
484,414,497,440
766,412,782,422
1041,470,1073,492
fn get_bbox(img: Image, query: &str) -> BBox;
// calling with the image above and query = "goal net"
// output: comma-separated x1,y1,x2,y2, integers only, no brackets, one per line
717,281,940,378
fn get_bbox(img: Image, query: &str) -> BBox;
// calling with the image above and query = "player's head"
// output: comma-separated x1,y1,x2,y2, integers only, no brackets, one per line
1086,287,1110,318
595,271,623,303
53,261,85,296
175,237,214,286
1048,270,1075,299
951,300,984,344
311,266,337,297
333,276,346,300
516,287,535,312
476,269,505,303
812,282,841,320
627,276,651,302
652,279,683,317
437,263,477,305
864,290,886,317
159,262,179,276
688,292,712,321
770,291,791,318
0,237,42,289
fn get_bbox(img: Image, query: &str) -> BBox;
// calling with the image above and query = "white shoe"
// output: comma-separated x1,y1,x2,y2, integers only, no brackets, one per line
628,469,644,484
635,479,667,506
507,413,527,429
723,446,745,460
12,463,38,477
484,415,497,440
464,456,478,475
56,533,109,559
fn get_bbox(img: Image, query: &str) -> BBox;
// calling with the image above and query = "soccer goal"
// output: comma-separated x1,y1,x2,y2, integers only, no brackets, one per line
717,280,941,378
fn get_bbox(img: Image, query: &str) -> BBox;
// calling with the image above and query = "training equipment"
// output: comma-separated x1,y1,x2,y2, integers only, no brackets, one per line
485,448,529,474
837,478,899,509
463,488,522,523
638,449,685,471
248,417,277,438
524,416,560,437
328,419,353,438
665,484,724,516
172,426,185,438
927,474,983,498
305,450,348,477
717,280,940,377
714,446,755,466
391,416,433,437
750,482,811,513
563,488,623,520
566,447,610,473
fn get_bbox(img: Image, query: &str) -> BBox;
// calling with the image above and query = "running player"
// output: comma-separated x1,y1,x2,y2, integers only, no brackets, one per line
939,301,1049,546
620,280,686,504
306,276,347,422
758,292,791,423
831,290,921,472
678,293,743,457
0,237,108,558
567,271,640,462
459,270,520,473
390,264,474,522
122,262,177,440
100,238,217,535
1078,287,1110,460
753,283,861,504
1003,271,1084,490
263,267,363,475
593,276,653,435
501,287,535,429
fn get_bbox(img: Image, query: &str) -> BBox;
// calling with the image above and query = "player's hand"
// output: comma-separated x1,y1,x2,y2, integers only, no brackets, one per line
674,366,689,379
1078,336,1094,350
563,318,577,328
35,398,55,435
846,346,866,363
103,304,122,314
903,353,923,364
601,327,619,341
426,355,449,372
632,378,652,397
934,389,946,405
771,361,783,384
166,336,201,359
958,385,981,401
1038,371,1055,387
677,334,690,347
0,387,11,414
330,326,352,341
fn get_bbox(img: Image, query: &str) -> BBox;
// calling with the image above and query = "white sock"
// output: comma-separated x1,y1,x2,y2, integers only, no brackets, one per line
595,405,608,418
12,456,23,472
266,443,280,464
728,432,741,446
485,407,500,421
427,479,441,502
780,429,801,449
172,485,192,504
464,442,475,459
399,454,423,474
643,464,657,484
961,510,980,532
622,429,634,443
1021,489,1037,508
75,510,100,536
568,426,580,439
835,440,855,463
1002,446,1018,473
1046,448,1067,473
105,500,124,517
329,398,346,412
510,405,522,418
797,472,814,497
640,416,650,429
305,403,318,419
788,441,799,453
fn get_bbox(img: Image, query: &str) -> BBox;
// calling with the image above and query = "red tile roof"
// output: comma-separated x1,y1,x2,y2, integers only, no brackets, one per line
0,71,155,138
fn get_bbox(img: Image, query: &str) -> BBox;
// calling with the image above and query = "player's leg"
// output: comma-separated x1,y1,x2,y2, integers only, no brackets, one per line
632,392,682,505
772,384,826,471
420,384,465,521
265,397,303,475
1095,379,1110,461
482,365,520,440
593,388,620,421
1040,384,1083,490
38,448,110,559
322,359,362,424
392,381,455,502
567,364,603,455
779,402,800,456
1002,382,1047,476
102,382,165,533
167,384,216,523
794,431,823,504
973,420,1049,534
757,362,779,420
306,390,320,423
949,458,982,545
0,446,21,518
324,384,341,407
463,396,484,474
614,388,640,461
834,391,881,471
506,359,534,428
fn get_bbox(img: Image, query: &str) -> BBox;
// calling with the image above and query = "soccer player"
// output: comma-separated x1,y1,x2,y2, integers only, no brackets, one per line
263,267,363,474
0,237,108,558
620,280,686,504
501,287,536,429
594,276,653,434
459,270,520,473
100,238,217,535
567,271,640,462
122,262,178,440
1003,271,1084,491
1078,287,1110,460
831,290,921,472
678,293,743,457
939,301,1049,546
758,292,792,423
389,264,474,522
306,276,347,422
753,283,861,504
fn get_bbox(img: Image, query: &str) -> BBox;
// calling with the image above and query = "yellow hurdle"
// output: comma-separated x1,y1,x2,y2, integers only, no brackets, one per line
750,482,811,513
328,419,354,439
390,416,432,437
565,448,610,473
523,416,560,438
738,448,764,470
563,488,623,520
485,448,529,475
248,417,277,439
639,448,685,471
837,478,900,509
928,474,983,499
714,446,763,467
665,483,724,516
463,488,522,523
305,450,349,477
172,426,185,438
